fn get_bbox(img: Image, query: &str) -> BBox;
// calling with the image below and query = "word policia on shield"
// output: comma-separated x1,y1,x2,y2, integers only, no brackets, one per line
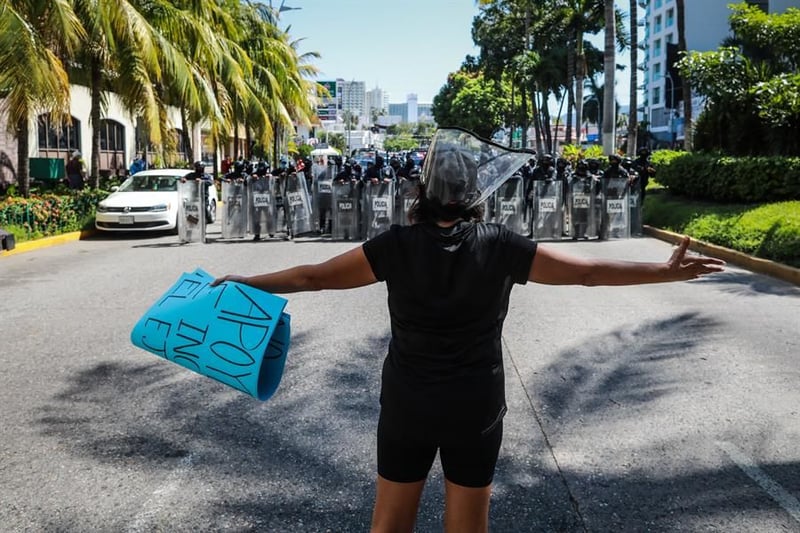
131,268,291,401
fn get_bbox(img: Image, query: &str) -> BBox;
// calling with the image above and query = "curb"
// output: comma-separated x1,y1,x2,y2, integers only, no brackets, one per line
644,225,800,287
0,230,94,258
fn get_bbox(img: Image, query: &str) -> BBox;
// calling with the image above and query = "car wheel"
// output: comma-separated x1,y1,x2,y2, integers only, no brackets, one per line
206,199,216,224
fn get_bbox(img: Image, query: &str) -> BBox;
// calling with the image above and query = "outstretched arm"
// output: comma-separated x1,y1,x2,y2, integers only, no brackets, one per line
211,246,377,293
529,237,725,286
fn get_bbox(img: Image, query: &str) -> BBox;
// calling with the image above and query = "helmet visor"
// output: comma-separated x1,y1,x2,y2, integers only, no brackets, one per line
421,127,534,208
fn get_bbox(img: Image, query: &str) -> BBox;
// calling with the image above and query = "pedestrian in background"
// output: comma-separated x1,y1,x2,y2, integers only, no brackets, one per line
212,128,724,533
66,150,86,189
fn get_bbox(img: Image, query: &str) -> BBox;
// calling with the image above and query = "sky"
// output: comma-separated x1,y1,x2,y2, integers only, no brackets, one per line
275,0,634,112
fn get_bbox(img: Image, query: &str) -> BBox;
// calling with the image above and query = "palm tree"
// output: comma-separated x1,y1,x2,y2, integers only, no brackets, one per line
602,0,616,154
0,0,84,197
627,0,639,155
71,0,166,188
560,0,604,145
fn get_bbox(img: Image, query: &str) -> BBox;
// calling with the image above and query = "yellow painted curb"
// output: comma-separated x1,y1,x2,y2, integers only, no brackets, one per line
644,225,800,287
0,230,90,258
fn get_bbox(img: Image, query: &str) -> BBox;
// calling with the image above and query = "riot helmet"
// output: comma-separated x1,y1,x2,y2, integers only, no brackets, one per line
539,153,554,167
637,147,651,158
420,127,533,216
575,160,589,176
193,161,205,174
608,154,621,166
255,160,269,176
586,158,601,172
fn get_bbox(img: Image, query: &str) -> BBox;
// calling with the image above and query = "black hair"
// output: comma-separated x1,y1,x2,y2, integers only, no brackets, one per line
407,181,483,224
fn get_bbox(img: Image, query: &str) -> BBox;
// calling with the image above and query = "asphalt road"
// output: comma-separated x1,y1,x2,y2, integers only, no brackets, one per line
1,223,799,532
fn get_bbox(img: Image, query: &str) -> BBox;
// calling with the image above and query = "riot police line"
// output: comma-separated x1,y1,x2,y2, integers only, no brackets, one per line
175,148,654,244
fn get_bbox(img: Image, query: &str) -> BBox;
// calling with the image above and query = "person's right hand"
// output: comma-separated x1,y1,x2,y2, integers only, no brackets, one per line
210,274,249,287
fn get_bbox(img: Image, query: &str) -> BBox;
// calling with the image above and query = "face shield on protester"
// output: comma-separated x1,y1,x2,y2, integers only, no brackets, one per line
420,127,534,218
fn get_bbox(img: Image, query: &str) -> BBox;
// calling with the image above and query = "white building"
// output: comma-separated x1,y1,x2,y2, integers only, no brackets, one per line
0,84,229,184
340,80,366,123
640,0,797,146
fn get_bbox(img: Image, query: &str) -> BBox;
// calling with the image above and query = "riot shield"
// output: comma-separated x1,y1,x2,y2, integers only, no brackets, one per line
363,180,395,239
178,180,205,243
396,179,419,226
568,177,596,240
601,177,630,240
531,180,563,241
221,180,248,239
284,172,313,237
314,173,334,235
629,186,643,237
493,176,525,235
331,180,360,241
248,175,277,238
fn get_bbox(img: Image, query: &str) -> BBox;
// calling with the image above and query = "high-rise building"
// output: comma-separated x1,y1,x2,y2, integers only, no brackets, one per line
407,94,418,124
340,80,366,119
640,0,795,146
366,86,388,123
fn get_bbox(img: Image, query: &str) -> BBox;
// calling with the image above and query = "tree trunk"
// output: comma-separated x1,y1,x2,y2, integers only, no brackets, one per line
181,108,194,163
16,116,30,198
575,33,586,145
676,0,692,150
90,59,102,188
602,0,617,154
566,42,576,145
627,0,639,155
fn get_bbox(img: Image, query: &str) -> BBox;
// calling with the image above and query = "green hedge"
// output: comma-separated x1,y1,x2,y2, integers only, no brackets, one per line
0,190,106,242
650,151,800,203
644,191,800,267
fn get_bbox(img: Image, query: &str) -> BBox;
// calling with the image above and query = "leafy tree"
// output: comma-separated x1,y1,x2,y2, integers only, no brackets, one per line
432,69,510,139
678,3,800,155
384,134,418,153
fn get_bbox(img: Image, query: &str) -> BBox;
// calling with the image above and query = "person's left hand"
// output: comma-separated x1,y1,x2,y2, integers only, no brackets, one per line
666,237,726,281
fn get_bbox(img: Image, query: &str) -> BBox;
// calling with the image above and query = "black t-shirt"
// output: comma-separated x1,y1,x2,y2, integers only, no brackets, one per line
363,221,537,439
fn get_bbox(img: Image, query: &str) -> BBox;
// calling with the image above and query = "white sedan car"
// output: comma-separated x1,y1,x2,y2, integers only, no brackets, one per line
95,169,217,232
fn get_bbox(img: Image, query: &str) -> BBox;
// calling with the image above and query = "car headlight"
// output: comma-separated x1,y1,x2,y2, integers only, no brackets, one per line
96,203,108,213
150,203,169,212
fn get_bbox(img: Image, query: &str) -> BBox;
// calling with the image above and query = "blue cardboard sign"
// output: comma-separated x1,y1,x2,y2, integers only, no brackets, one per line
131,268,290,401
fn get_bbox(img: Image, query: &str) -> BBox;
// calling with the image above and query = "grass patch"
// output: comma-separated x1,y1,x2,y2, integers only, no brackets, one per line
644,190,800,267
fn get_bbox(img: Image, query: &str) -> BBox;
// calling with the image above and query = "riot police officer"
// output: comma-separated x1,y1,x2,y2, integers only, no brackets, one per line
631,147,656,205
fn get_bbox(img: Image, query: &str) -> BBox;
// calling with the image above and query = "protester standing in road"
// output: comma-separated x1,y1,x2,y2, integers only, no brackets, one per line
212,128,724,533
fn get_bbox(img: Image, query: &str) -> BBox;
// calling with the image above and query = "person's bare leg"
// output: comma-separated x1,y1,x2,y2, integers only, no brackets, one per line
370,475,426,533
443,479,492,533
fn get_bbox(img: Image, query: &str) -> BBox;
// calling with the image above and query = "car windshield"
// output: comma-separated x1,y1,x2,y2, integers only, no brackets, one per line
118,175,179,192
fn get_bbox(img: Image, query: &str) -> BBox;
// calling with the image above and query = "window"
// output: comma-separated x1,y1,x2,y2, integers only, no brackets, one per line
654,38,662,57
666,8,675,27
653,63,662,81
653,87,661,105
666,33,674,44
37,114,80,151
655,0,662,8
655,15,662,33
99,119,125,151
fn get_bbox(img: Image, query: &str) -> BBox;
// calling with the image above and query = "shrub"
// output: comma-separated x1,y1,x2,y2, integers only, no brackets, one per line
650,150,800,203
0,189,106,242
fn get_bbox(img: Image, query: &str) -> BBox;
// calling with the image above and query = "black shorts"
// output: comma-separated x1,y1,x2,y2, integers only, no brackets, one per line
376,412,503,488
